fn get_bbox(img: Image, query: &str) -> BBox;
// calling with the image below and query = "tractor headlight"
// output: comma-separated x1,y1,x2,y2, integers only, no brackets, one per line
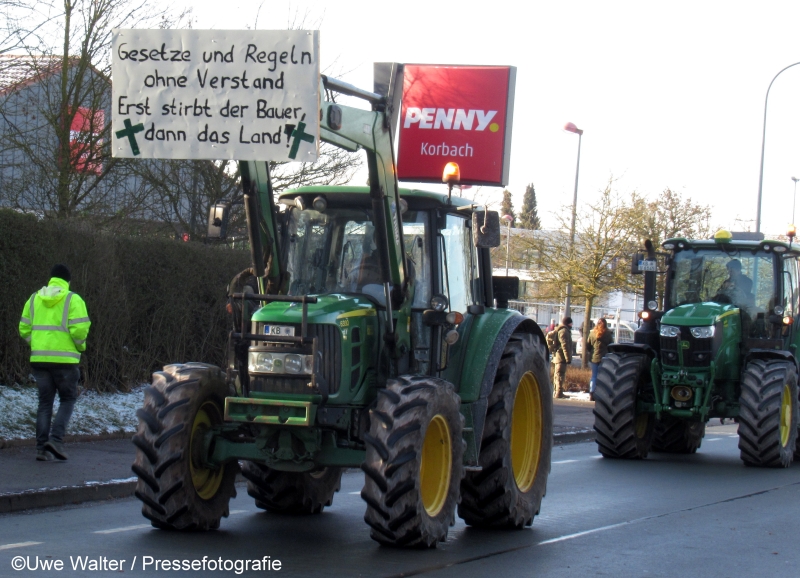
248,352,314,375
285,354,303,374
660,325,681,338
690,326,715,339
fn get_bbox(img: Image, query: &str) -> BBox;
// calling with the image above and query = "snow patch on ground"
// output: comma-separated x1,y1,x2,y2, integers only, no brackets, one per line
564,391,592,401
0,385,143,440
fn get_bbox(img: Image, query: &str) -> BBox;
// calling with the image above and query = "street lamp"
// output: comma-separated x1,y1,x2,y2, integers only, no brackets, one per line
502,214,514,276
564,121,583,317
756,62,800,233
793,176,800,225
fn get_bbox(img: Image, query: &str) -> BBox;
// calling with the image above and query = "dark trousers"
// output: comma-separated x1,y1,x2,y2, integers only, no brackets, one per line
33,366,79,451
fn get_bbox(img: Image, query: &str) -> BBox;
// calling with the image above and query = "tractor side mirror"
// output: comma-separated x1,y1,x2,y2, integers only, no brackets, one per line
472,211,501,248
208,203,229,240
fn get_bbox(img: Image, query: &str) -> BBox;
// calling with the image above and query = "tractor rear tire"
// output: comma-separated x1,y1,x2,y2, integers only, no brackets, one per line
132,363,237,530
593,353,655,459
738,359,798,468
241,463,342,514
458,333,552,528
652,415,705,454
361,376,464,548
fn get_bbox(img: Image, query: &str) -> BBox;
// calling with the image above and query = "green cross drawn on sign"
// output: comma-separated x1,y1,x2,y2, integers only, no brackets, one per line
115,118,145,156
288,121,315,160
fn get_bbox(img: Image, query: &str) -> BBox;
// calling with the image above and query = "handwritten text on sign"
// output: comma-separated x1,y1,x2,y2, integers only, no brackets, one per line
111,29,320,161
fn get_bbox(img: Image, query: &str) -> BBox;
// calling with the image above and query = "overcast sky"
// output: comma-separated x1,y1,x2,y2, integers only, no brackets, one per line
185,0,800,236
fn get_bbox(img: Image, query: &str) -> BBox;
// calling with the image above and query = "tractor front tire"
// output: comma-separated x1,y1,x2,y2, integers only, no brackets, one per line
458,333,553,528
593,353,655,459
738,360,798,468
652,415,705,454
361,376,464,548
132,363,237,530
241,463,342,514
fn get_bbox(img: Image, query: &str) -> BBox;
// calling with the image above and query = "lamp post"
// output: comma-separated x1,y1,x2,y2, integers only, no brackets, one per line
756,62,800,233
503,214,513,276
793,176,800,225
564,121,583,317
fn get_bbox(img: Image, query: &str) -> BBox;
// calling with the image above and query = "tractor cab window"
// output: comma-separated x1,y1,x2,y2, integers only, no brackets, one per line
284,206,430,307
782,256,799,318
403,212,431,309
668,250,775,315
441,214,476,313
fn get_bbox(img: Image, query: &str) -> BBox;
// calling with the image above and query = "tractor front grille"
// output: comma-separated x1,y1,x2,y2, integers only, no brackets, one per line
660,327,713,368
251,323,342,395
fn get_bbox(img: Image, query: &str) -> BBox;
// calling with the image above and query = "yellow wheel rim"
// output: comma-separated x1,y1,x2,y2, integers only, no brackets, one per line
635,413,650,439
420,414,451,517
190,401,224,500
780,384,792,448
510,372,543,492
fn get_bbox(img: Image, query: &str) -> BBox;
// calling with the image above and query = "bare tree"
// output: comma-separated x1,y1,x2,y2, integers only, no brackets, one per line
0,0,187,218
537,182,636,367
620,187,714,307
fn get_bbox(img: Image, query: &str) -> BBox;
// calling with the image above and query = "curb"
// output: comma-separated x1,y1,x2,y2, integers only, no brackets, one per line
554,429,595,445
0,433,596,514
0,431,134,450
0,479,137,514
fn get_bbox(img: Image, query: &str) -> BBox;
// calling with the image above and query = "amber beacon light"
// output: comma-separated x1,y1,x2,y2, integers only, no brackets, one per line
442,162,461,201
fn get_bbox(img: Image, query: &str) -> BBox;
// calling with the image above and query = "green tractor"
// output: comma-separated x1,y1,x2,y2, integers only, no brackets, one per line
594,231,800,467
131,72,553,547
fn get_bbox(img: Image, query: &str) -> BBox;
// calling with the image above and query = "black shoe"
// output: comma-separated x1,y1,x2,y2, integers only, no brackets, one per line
44,441,68,460
36,450,54,461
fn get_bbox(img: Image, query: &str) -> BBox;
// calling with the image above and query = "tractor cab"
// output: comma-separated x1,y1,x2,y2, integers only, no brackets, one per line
661,233,800,356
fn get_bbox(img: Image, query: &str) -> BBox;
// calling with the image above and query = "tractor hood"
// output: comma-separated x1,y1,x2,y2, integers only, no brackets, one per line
251,294,379,325
661,302,736,327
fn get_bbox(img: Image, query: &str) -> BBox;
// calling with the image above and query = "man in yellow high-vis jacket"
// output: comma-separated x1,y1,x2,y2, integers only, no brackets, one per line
18,264,91,461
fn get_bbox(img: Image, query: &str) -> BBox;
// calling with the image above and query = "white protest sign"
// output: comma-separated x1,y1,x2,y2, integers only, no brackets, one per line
111,29,319,161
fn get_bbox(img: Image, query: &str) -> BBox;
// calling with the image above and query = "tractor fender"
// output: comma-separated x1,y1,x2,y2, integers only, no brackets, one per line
608,342,657,360
457,312,544,404
743,348,797,371
452,312,543,468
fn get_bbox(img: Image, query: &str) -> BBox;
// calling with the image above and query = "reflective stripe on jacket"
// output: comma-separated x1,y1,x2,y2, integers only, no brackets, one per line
18,277,91,364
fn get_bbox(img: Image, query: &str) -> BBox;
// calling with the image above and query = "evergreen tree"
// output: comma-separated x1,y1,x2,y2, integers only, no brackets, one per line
519,183,541,230
500,189,515,224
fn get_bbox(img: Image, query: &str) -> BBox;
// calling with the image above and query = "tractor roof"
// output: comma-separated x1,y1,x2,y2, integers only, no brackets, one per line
280,186,476,211
663,233,800,258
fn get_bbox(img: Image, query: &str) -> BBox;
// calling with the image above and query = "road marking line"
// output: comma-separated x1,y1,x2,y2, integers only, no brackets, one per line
553,459,578,464
591,455,603,459
94,524,151,534
229,510,247,515
0,542,43,550
538,522,628,545
348,491,361,495
706,438,722,441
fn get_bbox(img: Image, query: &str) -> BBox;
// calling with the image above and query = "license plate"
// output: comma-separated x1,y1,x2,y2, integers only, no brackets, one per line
263,324,295,337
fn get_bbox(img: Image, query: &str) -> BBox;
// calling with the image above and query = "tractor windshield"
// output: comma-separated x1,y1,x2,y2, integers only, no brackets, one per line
284,206,431,308
668,249,776,314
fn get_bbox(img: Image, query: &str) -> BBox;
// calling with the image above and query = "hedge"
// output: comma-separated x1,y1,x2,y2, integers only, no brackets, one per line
0,209,250,391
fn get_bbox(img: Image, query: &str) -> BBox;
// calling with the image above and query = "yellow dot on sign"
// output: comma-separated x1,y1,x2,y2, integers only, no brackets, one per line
489,123,500,133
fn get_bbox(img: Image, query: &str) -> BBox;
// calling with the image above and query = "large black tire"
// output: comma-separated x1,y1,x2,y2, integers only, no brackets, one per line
593,353,655,459
361,376,464,548
132,363,237,530
652,415,705,454
738,360,798,468
459,333,553,528
241,463,343,514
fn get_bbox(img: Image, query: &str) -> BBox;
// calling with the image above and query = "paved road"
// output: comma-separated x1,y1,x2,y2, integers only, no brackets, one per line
0,424,797,577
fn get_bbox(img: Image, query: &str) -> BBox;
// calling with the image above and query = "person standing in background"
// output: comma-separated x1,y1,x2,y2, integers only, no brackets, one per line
552,317,573,398
18,264,91,461
586,318,613,402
